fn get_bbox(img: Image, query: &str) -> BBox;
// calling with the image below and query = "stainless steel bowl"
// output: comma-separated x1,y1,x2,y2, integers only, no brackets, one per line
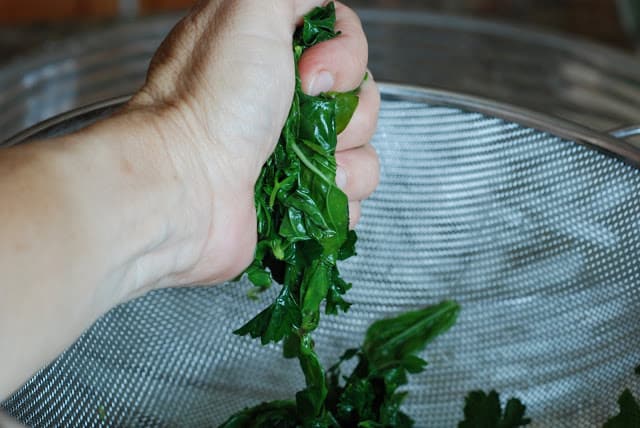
1,9,640,143
3,84,640,427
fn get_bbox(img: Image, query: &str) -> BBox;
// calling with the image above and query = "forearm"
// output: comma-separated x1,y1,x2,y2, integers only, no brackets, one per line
0,111,191,400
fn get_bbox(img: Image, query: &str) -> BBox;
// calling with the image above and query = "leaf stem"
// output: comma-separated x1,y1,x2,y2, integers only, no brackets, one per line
269,178,283,208
290,140,334,187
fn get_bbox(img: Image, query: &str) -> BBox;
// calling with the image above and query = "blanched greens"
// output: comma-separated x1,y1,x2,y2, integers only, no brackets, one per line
234,2,357,348
225,3,526,427
230,2,360,421
222,301,460,427
226,3,463,426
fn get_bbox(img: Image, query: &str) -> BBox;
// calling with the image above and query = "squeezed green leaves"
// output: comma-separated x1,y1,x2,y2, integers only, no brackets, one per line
235,1,357,348
232,2,360,423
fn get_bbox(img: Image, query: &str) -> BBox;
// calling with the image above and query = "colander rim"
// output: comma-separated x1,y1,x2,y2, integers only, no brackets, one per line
4,83,640,168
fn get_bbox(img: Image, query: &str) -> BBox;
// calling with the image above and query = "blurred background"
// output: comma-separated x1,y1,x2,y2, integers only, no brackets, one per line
1,0,640,62
1,0,640,141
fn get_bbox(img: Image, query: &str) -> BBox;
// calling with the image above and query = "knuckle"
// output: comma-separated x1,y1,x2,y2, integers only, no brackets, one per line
364,145,381,194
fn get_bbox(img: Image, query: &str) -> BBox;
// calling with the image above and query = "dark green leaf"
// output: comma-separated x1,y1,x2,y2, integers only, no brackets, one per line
320,186,349,253
379,392,414,428
225,4,465,427
296,240,325,268
279,207,310,242
401,355,428,374
285,189,330,232
218,400,298,428
603,389,640,428
233,305,273,341
500,399,531,428
336,378,377,423
382,366,408,394
298,95,337,154
326,91,360,134
299,258,333,332
239,1,356,349
246,264,272,289
283,333,300,359
459,390,501,428
363,301,460,371
338,230,358,261
299,2,338,47
357,422,384,428
296,336,328,419
325,267,352,315
233,286,301,345
458,390,530,428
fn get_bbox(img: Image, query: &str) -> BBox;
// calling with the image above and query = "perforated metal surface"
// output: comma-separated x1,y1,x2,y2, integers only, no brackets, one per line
2,86,640,427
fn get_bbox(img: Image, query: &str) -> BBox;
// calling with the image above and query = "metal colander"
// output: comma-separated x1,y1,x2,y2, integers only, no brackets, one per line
2,84,640,427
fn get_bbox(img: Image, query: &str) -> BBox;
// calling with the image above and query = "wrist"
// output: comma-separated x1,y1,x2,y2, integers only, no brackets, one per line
57,107,210,302
94,100,257,296
126,99,259,288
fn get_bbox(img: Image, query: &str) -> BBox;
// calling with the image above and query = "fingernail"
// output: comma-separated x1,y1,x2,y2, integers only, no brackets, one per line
336,166,347,190
308,70,334,96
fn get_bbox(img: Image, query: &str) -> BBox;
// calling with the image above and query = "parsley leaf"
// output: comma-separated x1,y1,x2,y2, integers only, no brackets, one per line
458,390,530,428
236,1,356,345
325,301,460,427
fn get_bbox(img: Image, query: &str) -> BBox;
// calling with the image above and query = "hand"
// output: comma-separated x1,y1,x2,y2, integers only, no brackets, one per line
0,0,379,401
124,0,380,291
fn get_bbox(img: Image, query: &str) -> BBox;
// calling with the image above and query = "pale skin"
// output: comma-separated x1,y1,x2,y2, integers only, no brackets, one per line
0,0,380,406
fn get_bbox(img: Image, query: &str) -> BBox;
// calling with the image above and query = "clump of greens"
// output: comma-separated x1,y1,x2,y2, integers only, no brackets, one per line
221,301,460,427
226,3,527,427
458,390,530,428
232,2,361,423
235,1,358,346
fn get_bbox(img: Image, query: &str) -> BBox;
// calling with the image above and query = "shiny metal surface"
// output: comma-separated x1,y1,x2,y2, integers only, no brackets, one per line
6,85,640,167
611,125,640,139
1,9,640,143
609,124,640,147
3,85,640,427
